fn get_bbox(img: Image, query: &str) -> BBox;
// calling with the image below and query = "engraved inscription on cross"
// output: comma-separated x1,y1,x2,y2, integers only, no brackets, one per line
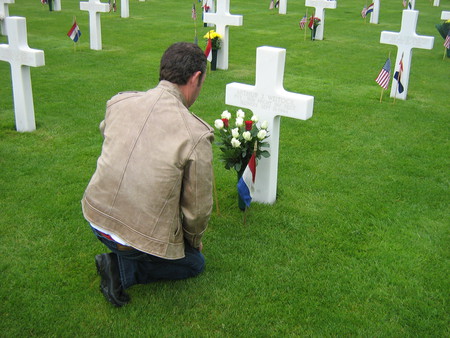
80,0,109,50
226,46,314,204
0,0,14,36
305,0,337,41
380,10,434,100
204,0,243,70
0,17,45,132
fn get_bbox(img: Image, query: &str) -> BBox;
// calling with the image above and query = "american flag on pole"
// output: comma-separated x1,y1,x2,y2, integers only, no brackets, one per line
192,4,197,20
299,15,307,29
361,6,367,18
375,58,391,90
67,21,82,42
444,33,450,49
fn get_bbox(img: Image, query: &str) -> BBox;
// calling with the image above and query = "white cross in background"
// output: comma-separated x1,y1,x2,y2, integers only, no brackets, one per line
369,0,380,24
53,0,61,11
80,0,109,50
0,0,14,36
121,0,129,18
380,10,434,100
204,0,243,70
226,46,314,204
278,0,287,15
0,17,45,132
304,0,337,40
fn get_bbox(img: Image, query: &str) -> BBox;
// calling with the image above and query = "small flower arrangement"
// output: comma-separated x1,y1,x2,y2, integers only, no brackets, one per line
203,30,222,50
214,109,270,173
308,16,321,29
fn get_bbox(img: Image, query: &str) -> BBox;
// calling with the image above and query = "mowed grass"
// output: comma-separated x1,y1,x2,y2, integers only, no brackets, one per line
0,0,448,336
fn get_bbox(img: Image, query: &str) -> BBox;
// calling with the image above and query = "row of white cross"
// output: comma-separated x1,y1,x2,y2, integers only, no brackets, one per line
0,0,446,203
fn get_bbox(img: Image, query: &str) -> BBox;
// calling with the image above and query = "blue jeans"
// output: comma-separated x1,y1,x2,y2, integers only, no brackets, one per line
92,228,205,289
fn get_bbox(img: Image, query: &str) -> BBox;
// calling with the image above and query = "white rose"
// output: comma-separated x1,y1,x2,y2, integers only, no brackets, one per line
251,115,259,123
231,138,241,148
221,110,231,120
260,120,269,129
257,129,267,140
237,109,245,119
231,128,240,138
236,117,244,127
214,119,224,129
242,131,252,141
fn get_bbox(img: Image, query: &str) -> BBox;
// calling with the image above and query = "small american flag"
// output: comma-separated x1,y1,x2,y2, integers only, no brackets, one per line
444,33,450,49
375,58,391,90
361,6,367,18
191,4,197,20
299,15,307,29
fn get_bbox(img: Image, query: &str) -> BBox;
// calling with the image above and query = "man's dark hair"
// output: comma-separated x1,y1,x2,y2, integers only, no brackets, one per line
159,42,207,85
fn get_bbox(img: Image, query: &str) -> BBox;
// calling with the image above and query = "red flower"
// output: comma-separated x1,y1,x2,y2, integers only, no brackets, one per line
245,120,252,131
222,118,229,128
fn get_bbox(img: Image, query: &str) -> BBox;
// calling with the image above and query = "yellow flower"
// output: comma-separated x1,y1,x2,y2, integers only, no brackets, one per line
203,30,222,40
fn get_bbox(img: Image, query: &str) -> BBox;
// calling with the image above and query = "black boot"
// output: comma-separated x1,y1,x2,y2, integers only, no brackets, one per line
95,253,130,307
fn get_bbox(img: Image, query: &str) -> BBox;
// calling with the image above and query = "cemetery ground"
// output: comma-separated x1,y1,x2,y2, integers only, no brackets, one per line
0,0,448,336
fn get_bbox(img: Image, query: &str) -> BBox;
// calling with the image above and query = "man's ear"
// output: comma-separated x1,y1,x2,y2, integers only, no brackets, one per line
190,71,203,86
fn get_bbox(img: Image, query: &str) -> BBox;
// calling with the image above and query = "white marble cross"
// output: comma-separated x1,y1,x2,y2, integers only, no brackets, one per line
305,0,337,40
202,0,215,27
380,10,434,100
369,0,380,24
203,0,243,70
226,46,314,204
53,0,61,11
433,0,440,6
80,0,109,50
121,0,129,18
278,0,287,15
0,0,14,36
441,11,450,20
0,17,45,132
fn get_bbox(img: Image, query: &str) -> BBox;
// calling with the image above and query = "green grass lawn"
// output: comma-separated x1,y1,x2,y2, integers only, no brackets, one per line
1,0,448,336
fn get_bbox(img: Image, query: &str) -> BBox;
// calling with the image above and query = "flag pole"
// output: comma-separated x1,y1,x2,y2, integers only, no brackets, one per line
193,3,198,44
212,168,220,216
364,1,367,24
304,9,308,41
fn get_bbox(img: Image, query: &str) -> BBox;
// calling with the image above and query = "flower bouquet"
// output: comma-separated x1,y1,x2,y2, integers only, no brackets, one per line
203,30,222,70
308,16,321,40
203,29,222,50
214,109,270,209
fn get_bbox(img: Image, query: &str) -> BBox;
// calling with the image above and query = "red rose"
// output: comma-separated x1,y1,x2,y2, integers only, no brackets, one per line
222,118,229,128
245,120,253,131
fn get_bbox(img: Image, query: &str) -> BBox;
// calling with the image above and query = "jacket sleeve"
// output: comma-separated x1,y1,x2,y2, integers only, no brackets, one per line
180,131,214,248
